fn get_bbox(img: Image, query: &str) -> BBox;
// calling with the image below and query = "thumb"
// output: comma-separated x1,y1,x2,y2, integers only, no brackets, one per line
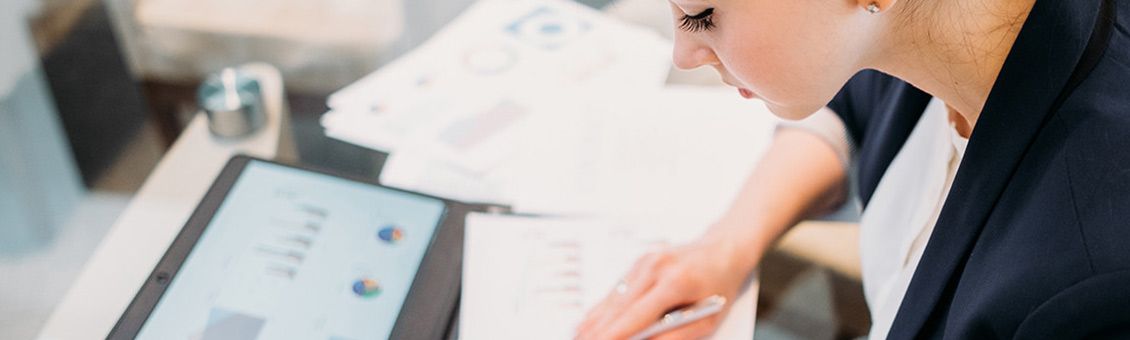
649,313,724,340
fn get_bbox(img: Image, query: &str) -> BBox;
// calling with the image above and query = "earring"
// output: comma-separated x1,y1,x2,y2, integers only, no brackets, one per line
866,2,881,14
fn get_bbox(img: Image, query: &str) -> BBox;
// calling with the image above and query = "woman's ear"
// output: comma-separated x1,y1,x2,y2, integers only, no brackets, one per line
856,0,900,14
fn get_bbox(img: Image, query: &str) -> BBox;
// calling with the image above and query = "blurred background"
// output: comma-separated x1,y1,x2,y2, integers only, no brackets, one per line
0,0,867,338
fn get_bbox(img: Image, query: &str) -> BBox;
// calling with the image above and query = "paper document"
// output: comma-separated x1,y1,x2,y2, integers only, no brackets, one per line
502,86,780,219
321,0,672,155
378,86,780,220
461,213,758,339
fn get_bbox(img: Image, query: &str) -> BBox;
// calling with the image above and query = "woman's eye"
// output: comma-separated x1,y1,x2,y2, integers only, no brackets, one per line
679,8,715,32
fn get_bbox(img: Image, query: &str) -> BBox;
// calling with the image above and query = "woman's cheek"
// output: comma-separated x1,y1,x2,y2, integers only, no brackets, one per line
725,53,836,120
725,50,791,101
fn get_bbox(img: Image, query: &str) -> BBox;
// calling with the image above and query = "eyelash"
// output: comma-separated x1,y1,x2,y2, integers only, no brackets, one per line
679,8,716,32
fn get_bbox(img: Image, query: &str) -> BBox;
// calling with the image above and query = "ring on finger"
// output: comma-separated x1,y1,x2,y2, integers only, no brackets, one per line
615,279,629,295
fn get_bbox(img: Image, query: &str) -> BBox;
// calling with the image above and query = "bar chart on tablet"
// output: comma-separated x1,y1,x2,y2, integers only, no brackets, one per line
136,161,446,340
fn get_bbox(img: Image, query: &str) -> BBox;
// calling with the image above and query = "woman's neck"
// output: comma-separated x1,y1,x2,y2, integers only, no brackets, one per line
870,0,1036,133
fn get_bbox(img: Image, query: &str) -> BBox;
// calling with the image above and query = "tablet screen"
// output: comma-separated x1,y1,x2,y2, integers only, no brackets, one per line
136,160,446,340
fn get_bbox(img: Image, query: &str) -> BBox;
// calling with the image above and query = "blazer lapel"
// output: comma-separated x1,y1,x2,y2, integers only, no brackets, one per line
886,0,1106,338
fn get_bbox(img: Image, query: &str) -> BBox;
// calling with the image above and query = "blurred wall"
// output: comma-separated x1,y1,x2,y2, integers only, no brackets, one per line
100,0,614,94
104,0,407,94
0,0,84,255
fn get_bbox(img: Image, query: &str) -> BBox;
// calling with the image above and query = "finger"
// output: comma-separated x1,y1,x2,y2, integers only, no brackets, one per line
650,313,723,340
577,265,660,338
598,280,690,340
578,248,664,334
577,253,665,335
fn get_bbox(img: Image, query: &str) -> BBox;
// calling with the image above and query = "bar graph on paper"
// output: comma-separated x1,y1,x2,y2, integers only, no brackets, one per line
461,215,672,338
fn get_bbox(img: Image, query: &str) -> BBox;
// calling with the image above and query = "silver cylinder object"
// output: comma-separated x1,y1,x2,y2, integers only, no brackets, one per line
198,68,266,138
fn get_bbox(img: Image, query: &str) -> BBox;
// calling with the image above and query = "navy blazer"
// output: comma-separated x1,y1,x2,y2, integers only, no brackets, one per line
827,0,1130,338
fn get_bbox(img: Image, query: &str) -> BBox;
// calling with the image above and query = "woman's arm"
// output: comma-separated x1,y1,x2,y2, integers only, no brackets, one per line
576,126,849,340
706,125,850,283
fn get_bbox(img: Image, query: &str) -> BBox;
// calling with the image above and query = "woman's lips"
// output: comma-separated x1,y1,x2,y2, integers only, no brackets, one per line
722,77,756,99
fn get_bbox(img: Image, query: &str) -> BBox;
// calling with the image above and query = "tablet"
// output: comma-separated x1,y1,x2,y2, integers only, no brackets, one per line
110,156,481,340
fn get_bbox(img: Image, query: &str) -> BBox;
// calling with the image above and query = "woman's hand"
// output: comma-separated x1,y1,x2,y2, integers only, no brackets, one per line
573,128,847,339
574,235,757,340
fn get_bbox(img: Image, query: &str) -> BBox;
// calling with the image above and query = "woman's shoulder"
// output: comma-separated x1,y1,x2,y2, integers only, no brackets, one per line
1014,268,1130,339
1042,1,1130,201
1059,12,1130,184
1053,63,1130,280
1066,1,1130,126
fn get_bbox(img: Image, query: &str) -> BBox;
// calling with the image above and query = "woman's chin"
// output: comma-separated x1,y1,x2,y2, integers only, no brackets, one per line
764,101,822,121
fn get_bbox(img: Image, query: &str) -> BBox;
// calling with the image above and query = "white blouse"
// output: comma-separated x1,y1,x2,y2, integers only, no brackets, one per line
779,98,968,339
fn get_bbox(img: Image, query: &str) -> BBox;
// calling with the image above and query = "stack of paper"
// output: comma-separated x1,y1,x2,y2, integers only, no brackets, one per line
320,0,782,217
317,1,780,338
461,213,758,339
380,86,780,221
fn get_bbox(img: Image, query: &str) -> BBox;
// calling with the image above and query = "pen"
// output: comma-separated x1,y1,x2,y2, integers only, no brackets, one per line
628,295,727,340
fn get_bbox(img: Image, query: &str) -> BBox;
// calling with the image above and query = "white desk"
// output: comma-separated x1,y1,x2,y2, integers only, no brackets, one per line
36,65,285,340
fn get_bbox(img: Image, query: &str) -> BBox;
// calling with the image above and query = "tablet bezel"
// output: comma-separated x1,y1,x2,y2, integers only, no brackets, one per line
109,155,477,340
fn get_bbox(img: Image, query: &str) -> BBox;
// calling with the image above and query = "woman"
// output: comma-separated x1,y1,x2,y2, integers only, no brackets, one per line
577,0,1130,338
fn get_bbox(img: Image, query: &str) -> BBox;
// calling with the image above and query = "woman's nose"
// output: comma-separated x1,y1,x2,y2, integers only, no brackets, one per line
672,38,719,70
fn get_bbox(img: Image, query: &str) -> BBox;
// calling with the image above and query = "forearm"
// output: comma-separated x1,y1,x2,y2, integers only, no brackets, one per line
702,127,849,275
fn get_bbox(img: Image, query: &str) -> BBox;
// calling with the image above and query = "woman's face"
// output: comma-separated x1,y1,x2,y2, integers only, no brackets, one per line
670,0,879,120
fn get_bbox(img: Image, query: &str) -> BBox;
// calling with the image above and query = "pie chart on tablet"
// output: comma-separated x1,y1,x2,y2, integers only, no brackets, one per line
352,278,382,298
378,226,404,244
